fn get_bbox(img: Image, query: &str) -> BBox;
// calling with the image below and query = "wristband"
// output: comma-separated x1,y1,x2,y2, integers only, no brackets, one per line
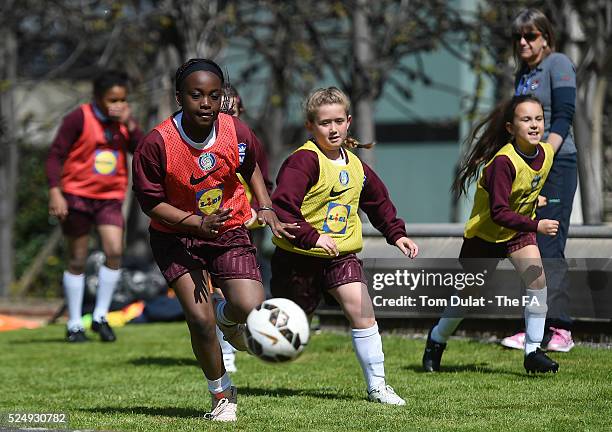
257,206,276,213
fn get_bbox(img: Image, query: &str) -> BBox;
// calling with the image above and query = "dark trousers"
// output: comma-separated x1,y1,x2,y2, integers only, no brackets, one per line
536,153,577,331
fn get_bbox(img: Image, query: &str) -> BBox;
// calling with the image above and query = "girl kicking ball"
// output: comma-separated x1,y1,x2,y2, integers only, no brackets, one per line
133,58,296,421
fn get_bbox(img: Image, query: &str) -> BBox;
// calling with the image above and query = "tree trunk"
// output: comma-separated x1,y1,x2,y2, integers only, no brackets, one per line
16,227,62,297
575,74,605,224
262,72,287,178
125,46,178,260
176,0,223,59
590,76,607,213
562,0,610,224
0,29,17,297
352,0,376,168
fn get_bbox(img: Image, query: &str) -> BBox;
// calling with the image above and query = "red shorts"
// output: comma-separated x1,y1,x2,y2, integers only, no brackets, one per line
270,247,365,315
61,193,124,237
149,225,262,285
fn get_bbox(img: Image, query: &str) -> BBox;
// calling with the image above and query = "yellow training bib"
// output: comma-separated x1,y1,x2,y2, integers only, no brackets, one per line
464,142,553,243
273,141,365,257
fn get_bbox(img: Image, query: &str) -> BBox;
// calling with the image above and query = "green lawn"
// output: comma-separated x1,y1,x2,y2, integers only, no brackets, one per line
1,322,610,431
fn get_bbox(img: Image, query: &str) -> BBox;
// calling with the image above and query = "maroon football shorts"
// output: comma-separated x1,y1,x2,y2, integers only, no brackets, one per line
460,231,537,259
61,193,124,237
150,225,262,286
270,247,365,315
459,232,538,276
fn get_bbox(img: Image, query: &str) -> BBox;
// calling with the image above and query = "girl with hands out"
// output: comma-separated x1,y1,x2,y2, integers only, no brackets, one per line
132,58,296,422
270,87,417,405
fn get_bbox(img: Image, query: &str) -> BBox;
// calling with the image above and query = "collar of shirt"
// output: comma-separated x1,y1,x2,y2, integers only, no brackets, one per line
513,142,540,160
522,53,551,74
172,111,217,150
91,102,109,123
331,148,348,166
311,137,349,165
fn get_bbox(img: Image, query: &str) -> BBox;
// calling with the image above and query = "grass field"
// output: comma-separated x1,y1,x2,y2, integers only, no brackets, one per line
1,322,610,431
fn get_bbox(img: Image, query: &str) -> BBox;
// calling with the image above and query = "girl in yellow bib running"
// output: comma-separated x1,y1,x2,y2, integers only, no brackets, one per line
271,87,418,404
422,94,561,374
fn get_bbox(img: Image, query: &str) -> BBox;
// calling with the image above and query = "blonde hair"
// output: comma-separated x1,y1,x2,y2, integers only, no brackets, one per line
304,87,349,121
304,87,374,149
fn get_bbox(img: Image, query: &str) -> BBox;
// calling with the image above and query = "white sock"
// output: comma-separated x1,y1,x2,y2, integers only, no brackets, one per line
524,287,548,355
93,265,121,322
215,299,237,326
351,323,385,392
431,317,463,343
216,325,236,355
207,372,232,394
63,271,85,331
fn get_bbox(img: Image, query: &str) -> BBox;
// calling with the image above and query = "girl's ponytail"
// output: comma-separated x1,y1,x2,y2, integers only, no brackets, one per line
343,137,375,149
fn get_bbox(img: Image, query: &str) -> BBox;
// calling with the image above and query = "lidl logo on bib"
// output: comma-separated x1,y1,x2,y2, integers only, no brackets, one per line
196,187,223,215
323,202,351,234
198,153,216,171
94,150,118,175
339,170,349,186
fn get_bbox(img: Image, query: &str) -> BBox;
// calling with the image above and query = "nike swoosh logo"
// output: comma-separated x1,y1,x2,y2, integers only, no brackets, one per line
190,167,221,185
255,330,279,345
329,187,353,198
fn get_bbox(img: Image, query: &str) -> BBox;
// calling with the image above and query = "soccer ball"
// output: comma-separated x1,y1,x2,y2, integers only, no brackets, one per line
245,298,310,362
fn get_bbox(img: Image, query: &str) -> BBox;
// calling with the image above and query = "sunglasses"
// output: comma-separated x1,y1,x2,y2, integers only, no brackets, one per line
512,31,542,42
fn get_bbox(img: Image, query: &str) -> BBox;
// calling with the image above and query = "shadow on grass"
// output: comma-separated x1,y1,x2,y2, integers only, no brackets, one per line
128,356,199,367
402,363,524,377
83,406,202,419
9,337,73,344
404,363,557,378
83,388,354,419
239,386,354,400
